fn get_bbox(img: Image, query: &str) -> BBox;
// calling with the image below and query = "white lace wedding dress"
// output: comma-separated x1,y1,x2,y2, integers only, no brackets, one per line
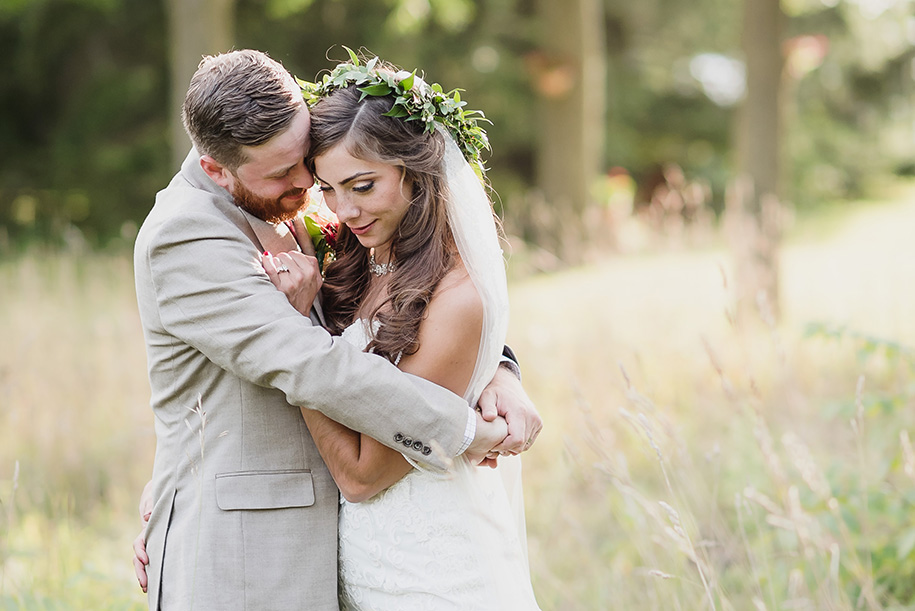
337,322,541,611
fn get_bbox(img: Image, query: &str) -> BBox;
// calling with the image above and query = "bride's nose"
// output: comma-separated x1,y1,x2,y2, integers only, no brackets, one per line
333,194,359,224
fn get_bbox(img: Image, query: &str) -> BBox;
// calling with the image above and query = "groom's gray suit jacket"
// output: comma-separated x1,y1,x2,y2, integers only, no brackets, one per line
134,150,469,610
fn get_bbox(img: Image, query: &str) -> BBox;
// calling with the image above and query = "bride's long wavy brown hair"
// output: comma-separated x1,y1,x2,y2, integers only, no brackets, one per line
309,84,456,362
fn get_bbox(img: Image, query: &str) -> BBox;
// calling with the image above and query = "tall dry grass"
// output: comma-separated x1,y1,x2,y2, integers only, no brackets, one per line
2,187,915,608
511,186,915,609
0,253,152,609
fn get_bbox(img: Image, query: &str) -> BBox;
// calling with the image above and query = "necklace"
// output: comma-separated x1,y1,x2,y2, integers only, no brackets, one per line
368,250,395,277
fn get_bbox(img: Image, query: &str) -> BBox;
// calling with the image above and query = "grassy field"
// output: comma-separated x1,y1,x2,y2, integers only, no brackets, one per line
3,187,915,609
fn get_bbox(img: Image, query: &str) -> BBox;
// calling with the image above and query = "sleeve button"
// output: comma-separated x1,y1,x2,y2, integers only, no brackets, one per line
412,440,424,451
394,433,404,443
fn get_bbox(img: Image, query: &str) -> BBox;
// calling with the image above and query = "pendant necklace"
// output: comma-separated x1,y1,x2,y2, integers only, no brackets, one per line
368,249,395,277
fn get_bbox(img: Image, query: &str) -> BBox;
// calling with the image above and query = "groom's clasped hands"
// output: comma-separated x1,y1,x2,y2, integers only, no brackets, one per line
468,367,542,467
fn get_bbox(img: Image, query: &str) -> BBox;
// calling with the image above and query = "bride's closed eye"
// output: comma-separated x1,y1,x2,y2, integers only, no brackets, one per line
317,181,374,193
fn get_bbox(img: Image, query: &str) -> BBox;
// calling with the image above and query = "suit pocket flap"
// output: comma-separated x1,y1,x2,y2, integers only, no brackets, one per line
215,470,315,511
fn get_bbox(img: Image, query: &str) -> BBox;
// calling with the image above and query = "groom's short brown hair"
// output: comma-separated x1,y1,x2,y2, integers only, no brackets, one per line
182,49,303,171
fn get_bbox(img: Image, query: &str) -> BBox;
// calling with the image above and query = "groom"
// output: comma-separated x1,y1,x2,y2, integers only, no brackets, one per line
132,49,540,610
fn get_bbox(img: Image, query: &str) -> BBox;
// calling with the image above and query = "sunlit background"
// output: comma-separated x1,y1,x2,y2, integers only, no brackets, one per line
3,0,915,608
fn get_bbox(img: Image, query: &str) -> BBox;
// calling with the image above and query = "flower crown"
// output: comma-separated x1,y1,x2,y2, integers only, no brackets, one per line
297,48,491,176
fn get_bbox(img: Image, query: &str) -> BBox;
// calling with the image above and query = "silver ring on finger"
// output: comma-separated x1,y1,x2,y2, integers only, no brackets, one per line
277,264,290,273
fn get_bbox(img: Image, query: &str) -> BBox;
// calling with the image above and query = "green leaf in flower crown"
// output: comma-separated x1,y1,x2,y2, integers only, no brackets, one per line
358,83,394,100
382,105,410,118
379,72,396,87
343,46,360,66
295,55,490,173
339,70,366,83
399,70,416,92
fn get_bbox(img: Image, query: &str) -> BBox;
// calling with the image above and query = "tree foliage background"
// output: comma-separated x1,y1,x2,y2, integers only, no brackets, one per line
1,0,914,252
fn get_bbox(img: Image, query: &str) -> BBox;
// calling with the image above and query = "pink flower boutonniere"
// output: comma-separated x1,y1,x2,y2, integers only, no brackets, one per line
302,188,338,274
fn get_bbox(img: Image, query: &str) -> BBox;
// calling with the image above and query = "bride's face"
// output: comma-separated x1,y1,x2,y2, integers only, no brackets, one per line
314,142,413,262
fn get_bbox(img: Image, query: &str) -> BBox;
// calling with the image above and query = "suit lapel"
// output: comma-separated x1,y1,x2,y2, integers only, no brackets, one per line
179,148,327,327
243,211,300,256
239,210,327,326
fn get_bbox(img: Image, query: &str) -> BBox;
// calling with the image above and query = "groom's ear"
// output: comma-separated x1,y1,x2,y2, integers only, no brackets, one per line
200,155,233,189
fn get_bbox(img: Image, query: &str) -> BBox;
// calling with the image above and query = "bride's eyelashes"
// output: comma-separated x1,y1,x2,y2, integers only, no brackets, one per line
317,181,375,193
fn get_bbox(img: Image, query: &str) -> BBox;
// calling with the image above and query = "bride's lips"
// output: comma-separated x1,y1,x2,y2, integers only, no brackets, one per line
348,220,376,236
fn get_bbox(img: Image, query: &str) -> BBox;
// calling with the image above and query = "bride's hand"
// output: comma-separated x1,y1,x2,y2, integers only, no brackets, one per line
133,480,153,592
261,251,323,315
464,411,508,467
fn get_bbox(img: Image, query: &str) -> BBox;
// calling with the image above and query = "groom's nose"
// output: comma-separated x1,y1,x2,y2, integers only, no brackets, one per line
290,161,314,190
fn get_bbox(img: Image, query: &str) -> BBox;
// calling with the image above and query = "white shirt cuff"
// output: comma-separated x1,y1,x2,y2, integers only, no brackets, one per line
403,406,476,472
457,405,477,455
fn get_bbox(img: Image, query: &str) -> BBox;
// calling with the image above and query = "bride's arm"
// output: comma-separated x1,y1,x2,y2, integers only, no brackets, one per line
302,270,495,503
297,409,409,502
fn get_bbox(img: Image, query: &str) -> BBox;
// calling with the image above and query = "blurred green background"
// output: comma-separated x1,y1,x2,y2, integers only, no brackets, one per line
3,0,914,256
5,0,915,609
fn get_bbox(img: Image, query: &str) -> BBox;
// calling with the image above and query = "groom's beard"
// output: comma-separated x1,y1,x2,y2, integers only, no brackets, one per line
232,180,308,224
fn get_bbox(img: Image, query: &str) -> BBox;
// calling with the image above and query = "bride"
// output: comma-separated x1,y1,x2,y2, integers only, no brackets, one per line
268,56,541,610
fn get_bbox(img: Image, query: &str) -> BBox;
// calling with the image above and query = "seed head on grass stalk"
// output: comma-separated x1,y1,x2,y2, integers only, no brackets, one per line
618,392,720,610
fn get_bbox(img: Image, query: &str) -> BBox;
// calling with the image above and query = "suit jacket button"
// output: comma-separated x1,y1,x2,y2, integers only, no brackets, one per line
403,437,413,447
422,446,432,456
412,440,423,451
394,433,404,443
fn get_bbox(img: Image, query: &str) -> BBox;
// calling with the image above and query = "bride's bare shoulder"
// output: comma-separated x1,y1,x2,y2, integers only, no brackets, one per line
428,261,483,328
397,261,482,395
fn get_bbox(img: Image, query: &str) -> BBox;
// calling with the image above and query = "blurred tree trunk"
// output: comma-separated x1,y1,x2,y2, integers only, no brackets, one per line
531,0,606,262
166,0,236,169
730,0,784,323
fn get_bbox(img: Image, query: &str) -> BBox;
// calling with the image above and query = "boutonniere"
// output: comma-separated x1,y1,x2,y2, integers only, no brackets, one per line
302,188,338,273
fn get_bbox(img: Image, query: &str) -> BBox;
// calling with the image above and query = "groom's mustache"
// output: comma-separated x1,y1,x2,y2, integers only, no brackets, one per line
283,187,307,200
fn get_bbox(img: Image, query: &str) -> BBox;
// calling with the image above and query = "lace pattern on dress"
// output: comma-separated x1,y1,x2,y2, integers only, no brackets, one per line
336,322,539,611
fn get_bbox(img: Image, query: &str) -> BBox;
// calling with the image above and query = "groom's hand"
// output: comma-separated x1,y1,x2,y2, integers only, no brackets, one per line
477,366,542,455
